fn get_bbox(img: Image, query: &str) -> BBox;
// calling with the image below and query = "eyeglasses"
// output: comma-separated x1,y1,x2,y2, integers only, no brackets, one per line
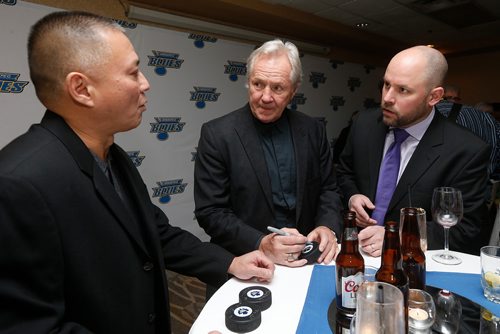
444,96,461,102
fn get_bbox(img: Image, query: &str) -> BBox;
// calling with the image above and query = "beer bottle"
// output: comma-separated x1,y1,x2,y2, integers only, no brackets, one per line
376,221,409,332
401,207,426,290
335,210,364,317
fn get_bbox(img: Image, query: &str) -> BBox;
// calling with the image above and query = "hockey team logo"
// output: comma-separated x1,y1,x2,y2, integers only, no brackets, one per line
126,151,145,167
309,72,326,88
191,147,198,162
224,61,247,82
289,93,307,111
190,86,221,109
0,72,29,93
364,64,376,74
152,179,187,204
329,59,344,69
149,117,186,141
147,51,184,76
330,96,345,111
1,0,17,5
112,19,137,29
348,77,361,92
188,33,217,48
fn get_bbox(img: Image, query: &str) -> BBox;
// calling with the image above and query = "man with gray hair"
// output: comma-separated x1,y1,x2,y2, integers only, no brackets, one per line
195,39,342,271
337,46,489,256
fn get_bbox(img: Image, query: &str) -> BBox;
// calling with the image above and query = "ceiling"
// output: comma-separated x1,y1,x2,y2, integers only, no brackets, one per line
126,0,500,65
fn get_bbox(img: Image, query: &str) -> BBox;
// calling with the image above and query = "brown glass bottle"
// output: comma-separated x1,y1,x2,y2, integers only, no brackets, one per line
335,309,353,334
376,221,409,333
401,207,426,290
335,211,364,317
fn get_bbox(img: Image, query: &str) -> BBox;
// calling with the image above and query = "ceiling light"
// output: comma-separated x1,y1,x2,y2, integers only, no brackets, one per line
356,23,369,28
126,4,330,55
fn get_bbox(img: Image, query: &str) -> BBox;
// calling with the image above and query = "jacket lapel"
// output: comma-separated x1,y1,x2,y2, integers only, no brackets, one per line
41,110,150,256
288,110,307,222
234,106,274,213
368,115,389,199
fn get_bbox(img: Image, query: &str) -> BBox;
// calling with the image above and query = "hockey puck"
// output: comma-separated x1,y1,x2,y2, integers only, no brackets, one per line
225,302,261,333
239,286,272,311
298,241,321,264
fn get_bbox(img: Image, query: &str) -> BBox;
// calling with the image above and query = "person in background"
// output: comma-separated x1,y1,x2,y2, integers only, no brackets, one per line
337,46,490,257
443,84,462,103
0,11,274,334
194,39,342,271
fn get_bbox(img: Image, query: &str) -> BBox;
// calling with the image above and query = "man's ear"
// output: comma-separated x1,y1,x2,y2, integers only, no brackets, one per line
429,86,444,107
65,72,95,107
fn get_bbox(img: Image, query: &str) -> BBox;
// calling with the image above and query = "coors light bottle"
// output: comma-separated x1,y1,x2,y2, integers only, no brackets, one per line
335,211,364,317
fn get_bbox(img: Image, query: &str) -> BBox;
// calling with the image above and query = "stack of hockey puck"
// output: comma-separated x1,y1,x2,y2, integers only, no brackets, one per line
225,286,272,333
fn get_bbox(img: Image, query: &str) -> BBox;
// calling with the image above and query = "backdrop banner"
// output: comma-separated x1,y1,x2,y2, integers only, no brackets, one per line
0,1,383,240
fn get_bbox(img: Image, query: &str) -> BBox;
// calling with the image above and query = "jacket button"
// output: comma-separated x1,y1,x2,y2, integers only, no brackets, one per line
148,313,156,323
143,262,154,271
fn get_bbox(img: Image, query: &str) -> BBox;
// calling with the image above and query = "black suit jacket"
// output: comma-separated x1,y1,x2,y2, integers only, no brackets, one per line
0,111,233,333
194,104,343,255
337,108,490,255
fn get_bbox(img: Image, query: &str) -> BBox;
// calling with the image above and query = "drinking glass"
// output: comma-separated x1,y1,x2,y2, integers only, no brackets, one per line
350,281,405,333
480,246,500,303
431,187,463,265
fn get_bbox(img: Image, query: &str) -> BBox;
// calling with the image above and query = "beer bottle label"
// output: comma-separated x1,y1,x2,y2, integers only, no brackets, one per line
341,271,363,308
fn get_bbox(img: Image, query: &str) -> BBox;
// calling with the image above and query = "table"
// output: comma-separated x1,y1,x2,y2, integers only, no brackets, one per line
190,250,489,333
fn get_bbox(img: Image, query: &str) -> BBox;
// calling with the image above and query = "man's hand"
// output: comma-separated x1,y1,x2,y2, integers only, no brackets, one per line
306,226,338,263
358,225,385,257
228,250,275,282
258,228,308,267
349,194,377,227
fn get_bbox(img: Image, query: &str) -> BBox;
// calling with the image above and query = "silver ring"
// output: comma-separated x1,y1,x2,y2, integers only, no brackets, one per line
287,253,295,262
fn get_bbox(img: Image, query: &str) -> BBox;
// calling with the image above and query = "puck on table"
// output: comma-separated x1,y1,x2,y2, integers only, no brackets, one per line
225,302,261,333
239,286,272,311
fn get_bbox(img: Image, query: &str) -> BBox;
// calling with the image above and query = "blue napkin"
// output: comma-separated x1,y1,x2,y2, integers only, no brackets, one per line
296,266,500,334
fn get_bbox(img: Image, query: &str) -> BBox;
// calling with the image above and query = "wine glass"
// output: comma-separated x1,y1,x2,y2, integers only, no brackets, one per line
431,187,463,265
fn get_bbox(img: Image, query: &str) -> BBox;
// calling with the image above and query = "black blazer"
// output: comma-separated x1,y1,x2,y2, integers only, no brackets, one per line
337,108,490,255
194,104,343,255
0,111,233,333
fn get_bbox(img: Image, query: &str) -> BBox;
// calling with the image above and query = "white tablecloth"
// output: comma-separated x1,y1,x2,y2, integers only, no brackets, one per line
189,250,480,334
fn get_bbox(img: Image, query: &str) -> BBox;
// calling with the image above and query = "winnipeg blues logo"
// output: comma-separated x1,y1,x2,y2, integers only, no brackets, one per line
126,151,145,167
330,96,345,111
0,72,29,93
147,51,184,76
191,147,198,162
190,86,220,109
152,179,187,204
224,61,247,82
330,59,344,69
189,33,217,48
149,117,185,141
289,93,307,111
348,77,361,92
112,19,137,29
309,72,326,88
1,0,17,5
364,64,375,74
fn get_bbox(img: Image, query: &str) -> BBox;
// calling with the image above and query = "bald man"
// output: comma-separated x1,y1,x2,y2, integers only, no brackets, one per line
337,46,490,256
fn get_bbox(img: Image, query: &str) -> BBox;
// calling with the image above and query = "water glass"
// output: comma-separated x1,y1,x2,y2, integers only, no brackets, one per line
351,281,405,333
481,246,500,303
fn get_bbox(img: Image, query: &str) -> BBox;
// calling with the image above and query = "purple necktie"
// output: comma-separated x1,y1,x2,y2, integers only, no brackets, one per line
372,128,410,225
